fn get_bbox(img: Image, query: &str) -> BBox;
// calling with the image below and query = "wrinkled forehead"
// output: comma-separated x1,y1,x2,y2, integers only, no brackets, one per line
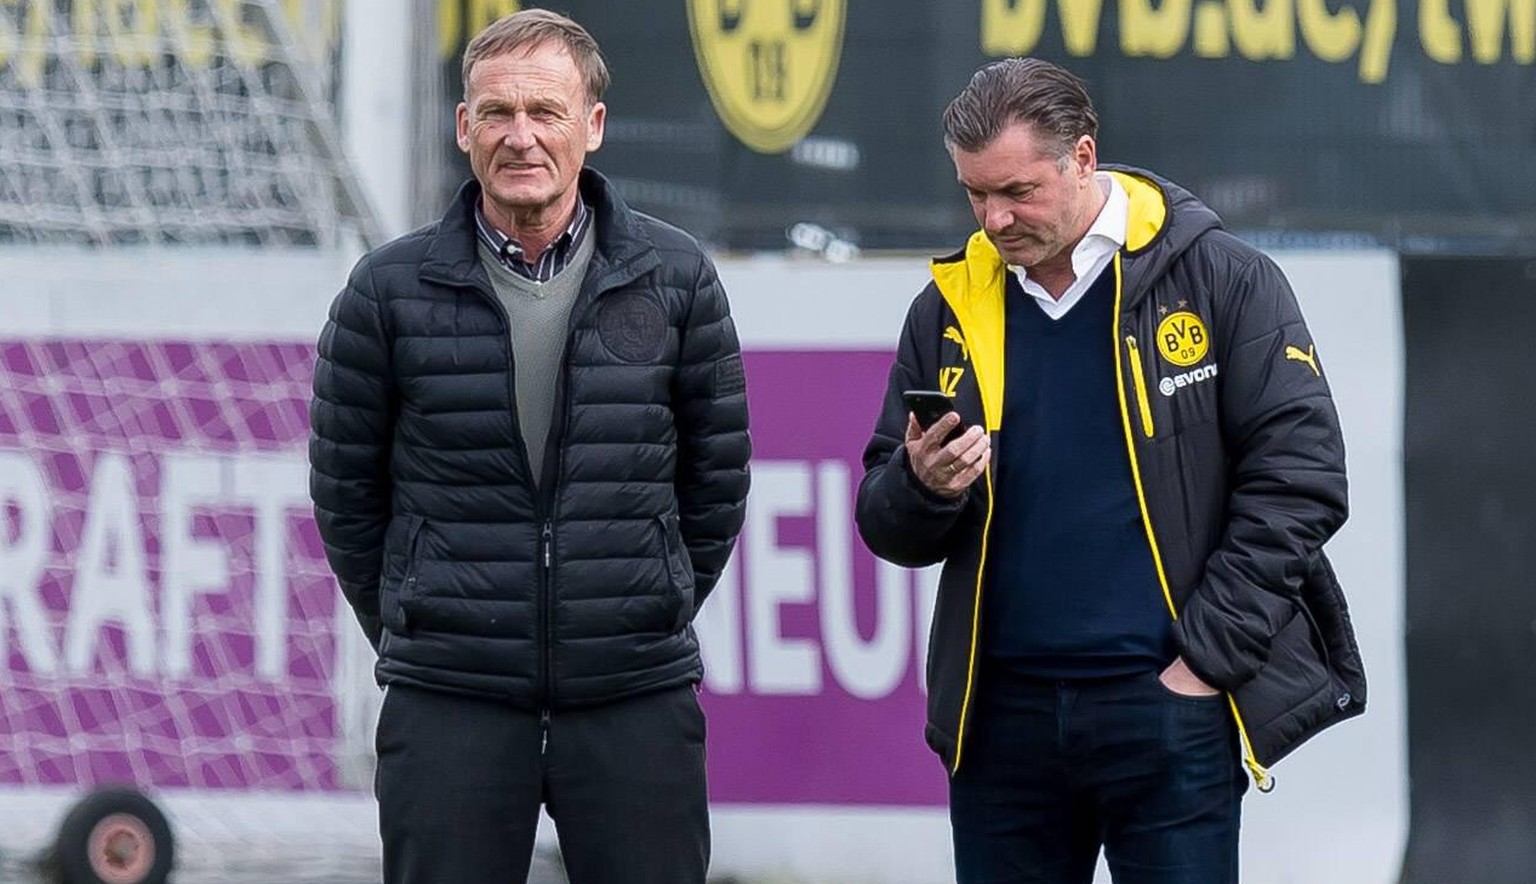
465,40,585,104
953,133,1065,191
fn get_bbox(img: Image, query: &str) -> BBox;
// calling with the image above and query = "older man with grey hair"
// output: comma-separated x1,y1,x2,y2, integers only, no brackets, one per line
309,10,750,883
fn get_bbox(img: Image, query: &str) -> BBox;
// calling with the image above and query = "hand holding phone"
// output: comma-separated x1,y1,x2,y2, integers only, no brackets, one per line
901,389,989,498
902,390,963,443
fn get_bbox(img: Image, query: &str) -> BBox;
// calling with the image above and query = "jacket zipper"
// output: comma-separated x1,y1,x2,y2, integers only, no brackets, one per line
1227,697,1273,791
1110,256,1273,792
948,462,994,776
534,287,579,733
540,518,553,738
534,264,607,717
463,277,558,714
536,277,592,713
1124,335,1155,438
427,256,627,721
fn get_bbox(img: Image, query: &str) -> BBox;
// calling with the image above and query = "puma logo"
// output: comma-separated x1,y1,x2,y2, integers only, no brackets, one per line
943,326,969,362
1285,344,1320,377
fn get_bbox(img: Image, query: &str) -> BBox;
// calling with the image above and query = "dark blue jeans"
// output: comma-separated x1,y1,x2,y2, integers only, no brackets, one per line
950,668,1246,884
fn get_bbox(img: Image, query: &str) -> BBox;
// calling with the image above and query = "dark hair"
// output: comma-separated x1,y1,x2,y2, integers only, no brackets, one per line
462,9,611,104
941,58,1098,156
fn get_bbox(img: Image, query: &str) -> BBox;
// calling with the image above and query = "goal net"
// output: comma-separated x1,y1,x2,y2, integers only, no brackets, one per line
0,2,386,878
0,0,379,248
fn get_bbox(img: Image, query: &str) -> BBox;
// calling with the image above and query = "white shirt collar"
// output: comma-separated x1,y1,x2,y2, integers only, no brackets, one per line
1012,172,1128,320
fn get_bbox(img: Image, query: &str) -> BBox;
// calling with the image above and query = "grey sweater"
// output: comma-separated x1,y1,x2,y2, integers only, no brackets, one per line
478,229,596,486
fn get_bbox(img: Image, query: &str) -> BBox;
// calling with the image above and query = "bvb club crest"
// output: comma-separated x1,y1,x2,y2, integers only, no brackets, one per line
1155,312,1211,367
687,0,846,154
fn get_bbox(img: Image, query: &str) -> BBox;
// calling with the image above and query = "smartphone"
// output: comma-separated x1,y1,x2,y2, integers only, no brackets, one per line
902,390,964,443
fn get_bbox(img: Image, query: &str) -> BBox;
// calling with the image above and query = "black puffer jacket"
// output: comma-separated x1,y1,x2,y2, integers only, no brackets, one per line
309,169,750,708
857,167,1364,788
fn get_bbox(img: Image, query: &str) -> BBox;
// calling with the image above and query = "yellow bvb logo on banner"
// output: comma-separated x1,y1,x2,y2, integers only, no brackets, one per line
687,0,847,154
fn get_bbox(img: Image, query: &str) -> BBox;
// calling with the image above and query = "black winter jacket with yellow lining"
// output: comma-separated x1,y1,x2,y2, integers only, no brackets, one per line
856,166,1365,789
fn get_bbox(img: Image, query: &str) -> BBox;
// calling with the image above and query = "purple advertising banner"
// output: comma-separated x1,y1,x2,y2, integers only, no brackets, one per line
0,341,946,806
0,341,339,791
699,352,947,807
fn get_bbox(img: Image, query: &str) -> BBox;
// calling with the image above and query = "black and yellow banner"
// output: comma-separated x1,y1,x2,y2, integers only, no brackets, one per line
428,0,1536,252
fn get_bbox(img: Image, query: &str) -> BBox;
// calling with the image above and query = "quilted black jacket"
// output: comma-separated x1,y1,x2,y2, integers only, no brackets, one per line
309,169,750,708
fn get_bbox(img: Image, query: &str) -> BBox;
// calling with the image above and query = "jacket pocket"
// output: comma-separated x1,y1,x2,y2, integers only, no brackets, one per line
656,514,695,633
380,515,426,635
1230,600,1344,766
1124,336,1156,438
1302,553,1367,708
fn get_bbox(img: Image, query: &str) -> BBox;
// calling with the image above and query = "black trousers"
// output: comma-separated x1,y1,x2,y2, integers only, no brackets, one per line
375,683,709,884
949,669,1245,884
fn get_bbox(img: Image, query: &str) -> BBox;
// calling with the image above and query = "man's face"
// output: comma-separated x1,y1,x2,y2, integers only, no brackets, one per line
456,41,605,218
952,123,1097,269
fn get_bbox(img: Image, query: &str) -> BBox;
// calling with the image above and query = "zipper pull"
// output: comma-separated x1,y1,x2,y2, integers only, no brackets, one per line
542,522,553,568
540,709,551,755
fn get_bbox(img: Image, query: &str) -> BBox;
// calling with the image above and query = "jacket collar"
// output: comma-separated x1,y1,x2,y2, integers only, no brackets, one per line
926,168,1201,431
420,168,660,294
1100,164,1222,310
931,166,1222,316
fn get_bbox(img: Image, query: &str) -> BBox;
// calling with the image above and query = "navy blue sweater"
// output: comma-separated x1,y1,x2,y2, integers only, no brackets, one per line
982,267,1173,679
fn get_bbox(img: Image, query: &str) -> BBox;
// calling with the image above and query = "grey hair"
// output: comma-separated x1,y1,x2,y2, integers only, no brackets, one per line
462,9,611,104
942,58,1098,157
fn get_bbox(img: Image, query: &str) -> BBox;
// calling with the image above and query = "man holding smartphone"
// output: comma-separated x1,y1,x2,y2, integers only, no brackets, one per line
856,58,1365,883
